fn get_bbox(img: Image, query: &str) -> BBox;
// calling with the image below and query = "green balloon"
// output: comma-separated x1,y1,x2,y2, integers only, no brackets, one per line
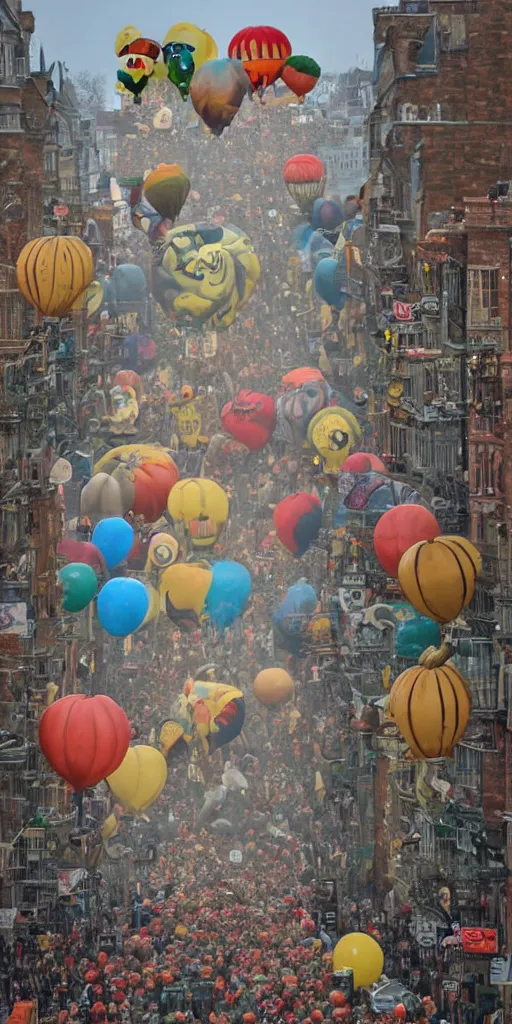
59,563,98,613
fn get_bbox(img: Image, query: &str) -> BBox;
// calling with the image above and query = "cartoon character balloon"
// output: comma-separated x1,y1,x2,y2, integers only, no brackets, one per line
159,563,213,630
221,389,276,450
168,478,229,548
283,155,326,213
307,406,362,474
162,41,195,99
116,36,161,104
152,223,260,329
275,378,332,448
161,677,245,754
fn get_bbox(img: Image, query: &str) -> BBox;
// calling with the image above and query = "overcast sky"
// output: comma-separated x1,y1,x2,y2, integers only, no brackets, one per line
28,0,382,102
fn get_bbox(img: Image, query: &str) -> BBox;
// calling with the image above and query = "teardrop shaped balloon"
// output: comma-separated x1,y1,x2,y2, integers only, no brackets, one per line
190,59,250,137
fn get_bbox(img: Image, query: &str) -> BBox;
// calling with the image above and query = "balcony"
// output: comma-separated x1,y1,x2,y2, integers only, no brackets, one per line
467,329,504,354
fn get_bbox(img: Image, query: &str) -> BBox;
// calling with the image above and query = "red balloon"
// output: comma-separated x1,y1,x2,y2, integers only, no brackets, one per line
343,452,387,474
274,492,322,555
373,504,441,577
283,155,325,185
394,1006,407,1021
39,694,131,791
333,1008,351,1021
311,1012,323,1023
330,992,347,1008
57,538,105,571
113,370,143,399
221,389,276,451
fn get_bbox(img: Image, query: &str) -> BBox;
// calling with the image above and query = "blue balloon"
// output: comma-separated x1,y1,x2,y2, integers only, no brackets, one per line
92,518,134,570
274,582,317,626
314,258,347,310
396,616,441,661
97,577,149,636
311,197,343,233
205,561,252,631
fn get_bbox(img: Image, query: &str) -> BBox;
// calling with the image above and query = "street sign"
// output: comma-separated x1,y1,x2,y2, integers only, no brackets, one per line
53,205,69,217
229,849,243,864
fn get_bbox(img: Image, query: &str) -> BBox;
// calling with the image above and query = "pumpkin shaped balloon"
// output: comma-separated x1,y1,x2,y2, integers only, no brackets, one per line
389,643,471,758
91,444,179,524
39,694,131,791
17,236,94,318
221,389,276,450
281,56,321,100
398,535,482,623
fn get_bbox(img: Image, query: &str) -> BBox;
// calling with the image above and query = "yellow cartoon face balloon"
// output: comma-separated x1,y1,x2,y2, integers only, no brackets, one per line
163,23,218,72
168,478,229,548
115,25,142,57
307,406,362,474
153,223,260,329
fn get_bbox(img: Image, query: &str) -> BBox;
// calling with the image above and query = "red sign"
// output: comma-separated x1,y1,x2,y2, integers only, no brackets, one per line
461,928,498,955
393,300,414,321
53,205,69,217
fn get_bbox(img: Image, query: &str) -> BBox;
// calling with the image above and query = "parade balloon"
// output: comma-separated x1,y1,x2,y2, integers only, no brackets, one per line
57,538,105,572
97,577,149,636
307,407,361,474
59,563,98,613
163,23,218,72
343,453,387,474
314,258,347,310
395,616,441,660
159,563,212,630
113,369,144,399
92,518,134,570
312,198,344,234
228,26,291,95
138,583,160,629
107,745,167,813
221,389,276,450
143,164,190,223
390,643,471,759
274,493,322,555
190,59,250,137
332,933,384,988
373,505,441,578
153,222,260,329
394,1006,407,1021
283,155,326,213
253,667,294,706
281,367,326,390
275,378,332,448
168,478,229,548
169,677,246,753
205,561,252,630
115,25,142,56
39,694,131,791
162,41,195,99
16,236,94,318
398,536,482,623
103,263,148,315
92,445,179,523
145,532,179,570
281,55,321,99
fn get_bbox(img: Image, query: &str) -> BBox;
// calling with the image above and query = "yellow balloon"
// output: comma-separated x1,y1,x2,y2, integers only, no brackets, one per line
138,583,160,628
145,532,179,571
16,237,94,319
332,933,384,988
168,478,228,548
159,720,185,758
115,24,142,57
107,746,167,814
102,812,119,842
163,23,218,71
307,406,362,474
159,562,212,628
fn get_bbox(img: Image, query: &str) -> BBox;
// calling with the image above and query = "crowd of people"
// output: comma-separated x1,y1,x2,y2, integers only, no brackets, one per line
1,88,439,1024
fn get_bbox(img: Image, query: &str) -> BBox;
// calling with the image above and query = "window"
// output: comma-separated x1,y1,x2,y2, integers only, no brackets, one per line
44,151,57,175
0,112,22,132
439,13,467,52
468,267,500,326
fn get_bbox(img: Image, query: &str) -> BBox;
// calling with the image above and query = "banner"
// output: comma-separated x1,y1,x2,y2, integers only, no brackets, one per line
57,868,87,895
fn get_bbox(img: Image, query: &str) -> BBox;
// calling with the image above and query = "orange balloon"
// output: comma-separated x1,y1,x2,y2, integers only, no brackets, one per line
253,667,294,706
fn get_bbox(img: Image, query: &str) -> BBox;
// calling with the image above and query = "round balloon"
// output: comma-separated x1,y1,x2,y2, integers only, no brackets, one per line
373,505,441,577
59,562,98,613
332,933,384,988
273,493,322,556
97,577,149,636
92,518,134,570
343,453,387,474
253,668,294,706
205,561,251,631
221,389,276,451
107,745,167,813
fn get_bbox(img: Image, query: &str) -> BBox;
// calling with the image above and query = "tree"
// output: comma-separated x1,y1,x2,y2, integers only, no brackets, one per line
72,71,107,114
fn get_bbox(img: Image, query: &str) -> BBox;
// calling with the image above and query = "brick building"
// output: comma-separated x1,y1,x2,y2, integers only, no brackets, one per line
363,0,512,984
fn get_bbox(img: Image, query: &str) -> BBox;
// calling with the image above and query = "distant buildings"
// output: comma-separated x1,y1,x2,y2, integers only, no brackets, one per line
315,68,374,197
